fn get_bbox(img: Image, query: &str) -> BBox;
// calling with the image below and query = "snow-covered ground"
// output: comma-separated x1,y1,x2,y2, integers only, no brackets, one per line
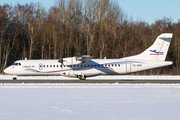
1,75,180,80
0,83,180,120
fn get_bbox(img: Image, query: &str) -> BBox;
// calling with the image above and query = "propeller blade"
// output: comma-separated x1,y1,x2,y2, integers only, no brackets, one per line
58,53,63,69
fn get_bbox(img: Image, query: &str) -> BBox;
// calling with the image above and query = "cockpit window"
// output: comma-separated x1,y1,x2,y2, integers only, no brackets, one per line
12,63,21,66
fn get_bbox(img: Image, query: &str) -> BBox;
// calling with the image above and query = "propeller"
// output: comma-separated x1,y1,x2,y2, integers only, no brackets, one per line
58,53,64,69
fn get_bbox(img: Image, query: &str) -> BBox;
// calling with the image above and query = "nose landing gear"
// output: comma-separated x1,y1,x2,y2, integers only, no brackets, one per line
12,75,17,80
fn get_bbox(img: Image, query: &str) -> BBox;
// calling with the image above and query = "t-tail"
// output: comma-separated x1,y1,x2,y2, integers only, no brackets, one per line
123,33,173,61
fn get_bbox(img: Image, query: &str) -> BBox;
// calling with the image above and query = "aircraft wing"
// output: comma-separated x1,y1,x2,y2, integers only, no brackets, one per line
75,55,92,63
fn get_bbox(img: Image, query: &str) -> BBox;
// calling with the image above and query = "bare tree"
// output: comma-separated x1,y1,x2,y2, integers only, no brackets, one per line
0,5,19,72
84,18,96,55
0,5,8,71
91,0,124,58
18,3,45,59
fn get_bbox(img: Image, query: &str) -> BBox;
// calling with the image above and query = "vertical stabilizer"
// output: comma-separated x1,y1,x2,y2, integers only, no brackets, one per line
122,33,173,61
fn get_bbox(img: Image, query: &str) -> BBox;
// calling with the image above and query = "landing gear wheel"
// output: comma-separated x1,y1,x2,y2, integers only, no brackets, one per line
13,77,17,80
81,76,86,80
78,75,86,80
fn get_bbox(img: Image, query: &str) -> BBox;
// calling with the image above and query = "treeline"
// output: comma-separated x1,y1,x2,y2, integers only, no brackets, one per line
0,0,180,74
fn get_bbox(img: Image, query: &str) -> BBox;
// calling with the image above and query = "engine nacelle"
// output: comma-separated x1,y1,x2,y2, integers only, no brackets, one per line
60,68,101,78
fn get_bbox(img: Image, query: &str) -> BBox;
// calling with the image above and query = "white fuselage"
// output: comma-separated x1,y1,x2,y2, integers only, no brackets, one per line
4,57,172,78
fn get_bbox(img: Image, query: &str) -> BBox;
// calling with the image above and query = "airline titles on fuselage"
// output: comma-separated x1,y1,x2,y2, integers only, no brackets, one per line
22,65,35,68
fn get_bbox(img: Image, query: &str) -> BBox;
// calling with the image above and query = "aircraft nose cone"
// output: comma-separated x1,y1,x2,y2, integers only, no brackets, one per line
4,68,9,74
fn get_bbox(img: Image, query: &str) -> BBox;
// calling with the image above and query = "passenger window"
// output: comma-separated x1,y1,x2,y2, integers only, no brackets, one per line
118,64,120,67
60,65,62,67
50,65,52,67
15,63,18,66
57,65,59,67
19,63,21,66
47,65,49,67
112,64,113,67
137,64,142,67
43,65,45,67
70,65,72,67
53,65,55,67
108,64,110,67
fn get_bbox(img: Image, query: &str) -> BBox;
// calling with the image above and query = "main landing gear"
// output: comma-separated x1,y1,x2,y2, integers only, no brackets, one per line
77,75,86,80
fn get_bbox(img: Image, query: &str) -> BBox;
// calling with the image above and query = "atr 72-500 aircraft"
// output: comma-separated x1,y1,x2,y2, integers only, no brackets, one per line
4,33,173,80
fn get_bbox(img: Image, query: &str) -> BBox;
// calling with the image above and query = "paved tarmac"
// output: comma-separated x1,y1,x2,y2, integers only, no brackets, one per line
0,79,180,84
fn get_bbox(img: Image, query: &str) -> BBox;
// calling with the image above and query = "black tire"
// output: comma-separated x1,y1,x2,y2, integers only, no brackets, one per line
78,75,86,80
78,75,82,80
81,76,86,80
13,77,17,80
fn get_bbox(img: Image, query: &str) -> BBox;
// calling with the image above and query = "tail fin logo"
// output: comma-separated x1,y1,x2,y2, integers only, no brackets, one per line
150,50,163,55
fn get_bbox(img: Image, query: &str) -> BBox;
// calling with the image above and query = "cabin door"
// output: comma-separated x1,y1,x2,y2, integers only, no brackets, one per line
126,60,131,73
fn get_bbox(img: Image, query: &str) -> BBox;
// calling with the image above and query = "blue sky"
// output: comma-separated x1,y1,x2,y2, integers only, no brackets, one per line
1,0,180,24
119,0,180,24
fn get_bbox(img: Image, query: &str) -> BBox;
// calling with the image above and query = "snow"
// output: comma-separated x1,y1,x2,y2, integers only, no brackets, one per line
0,83,180,120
